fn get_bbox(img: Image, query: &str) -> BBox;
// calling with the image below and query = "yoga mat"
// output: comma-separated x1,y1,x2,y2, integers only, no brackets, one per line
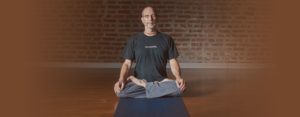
114,97,189,117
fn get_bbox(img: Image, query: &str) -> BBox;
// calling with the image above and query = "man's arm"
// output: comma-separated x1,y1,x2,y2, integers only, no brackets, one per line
169,58,186,92
119,59,132,81
169,58,181,79
114,59,132,94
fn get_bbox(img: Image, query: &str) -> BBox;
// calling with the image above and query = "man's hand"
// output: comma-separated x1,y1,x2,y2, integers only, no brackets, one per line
176,78,186,92
114,80,125,94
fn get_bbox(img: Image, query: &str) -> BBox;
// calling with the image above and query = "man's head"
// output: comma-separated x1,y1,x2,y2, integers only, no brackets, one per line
141,6,157,30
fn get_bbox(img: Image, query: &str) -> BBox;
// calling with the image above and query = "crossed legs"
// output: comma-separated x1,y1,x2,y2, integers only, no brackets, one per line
117,76,181,98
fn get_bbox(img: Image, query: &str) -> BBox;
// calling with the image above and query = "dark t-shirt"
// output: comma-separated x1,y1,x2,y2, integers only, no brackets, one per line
122,32,179,82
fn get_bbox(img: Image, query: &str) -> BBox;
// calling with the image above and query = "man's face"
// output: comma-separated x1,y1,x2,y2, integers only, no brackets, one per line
141,7,157,29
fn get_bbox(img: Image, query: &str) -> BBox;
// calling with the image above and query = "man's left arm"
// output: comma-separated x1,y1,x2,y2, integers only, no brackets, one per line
169,58,186,92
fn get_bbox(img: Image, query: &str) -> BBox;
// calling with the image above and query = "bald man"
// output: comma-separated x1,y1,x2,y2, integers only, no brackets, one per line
113,6,186,98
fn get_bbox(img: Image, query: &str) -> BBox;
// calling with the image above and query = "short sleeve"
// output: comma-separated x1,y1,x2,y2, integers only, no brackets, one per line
168,37,179,59
122,39,135,60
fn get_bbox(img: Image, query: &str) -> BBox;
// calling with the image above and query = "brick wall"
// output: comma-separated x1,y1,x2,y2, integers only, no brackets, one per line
37,0,270,63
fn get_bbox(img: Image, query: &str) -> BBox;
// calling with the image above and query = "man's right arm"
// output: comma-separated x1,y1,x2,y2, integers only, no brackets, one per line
114,59,132,94
118,59,132,82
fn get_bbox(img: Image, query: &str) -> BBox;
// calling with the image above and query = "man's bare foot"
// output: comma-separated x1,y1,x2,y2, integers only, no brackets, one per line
128,76,147,88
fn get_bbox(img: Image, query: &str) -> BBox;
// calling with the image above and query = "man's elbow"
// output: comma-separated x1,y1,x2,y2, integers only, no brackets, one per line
123,59,132,67
169,58,178,64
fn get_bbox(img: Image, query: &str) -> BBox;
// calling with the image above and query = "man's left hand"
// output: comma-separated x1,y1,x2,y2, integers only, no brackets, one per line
176,78,186,93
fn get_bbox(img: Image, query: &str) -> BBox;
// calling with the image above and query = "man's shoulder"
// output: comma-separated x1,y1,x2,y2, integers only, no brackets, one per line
158,32,170,37
131,32,144,39
158,32,173,41
125,32,143,42
123,32,141,42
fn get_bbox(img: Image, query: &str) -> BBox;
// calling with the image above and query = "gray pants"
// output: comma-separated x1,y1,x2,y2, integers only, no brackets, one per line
117,79,181,98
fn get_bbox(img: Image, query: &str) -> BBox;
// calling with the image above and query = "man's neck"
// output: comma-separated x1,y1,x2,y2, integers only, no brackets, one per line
144,28,157,36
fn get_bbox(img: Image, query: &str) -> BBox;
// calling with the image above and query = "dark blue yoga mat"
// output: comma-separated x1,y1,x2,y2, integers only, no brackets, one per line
114,97,189,117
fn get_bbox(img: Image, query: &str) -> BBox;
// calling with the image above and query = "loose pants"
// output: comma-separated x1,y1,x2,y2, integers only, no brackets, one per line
116,79,181,98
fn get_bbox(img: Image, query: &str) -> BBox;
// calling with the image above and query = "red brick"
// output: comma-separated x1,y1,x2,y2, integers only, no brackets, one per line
38,0,269,63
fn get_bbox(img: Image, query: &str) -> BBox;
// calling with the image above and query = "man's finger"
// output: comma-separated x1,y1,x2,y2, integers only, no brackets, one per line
180,86,186,92
179,81,184,87
114,88,117,93
115,83,120,90
115,87,120,94
180,88,184,92
120,82,124,90
180,86,184,91
114,87,118,93
114,88,117,94
180,84,186,91
180,87,184,92
178,80,182,86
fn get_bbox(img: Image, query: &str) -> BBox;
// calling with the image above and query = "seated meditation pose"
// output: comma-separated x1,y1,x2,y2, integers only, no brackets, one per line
113,6,186,98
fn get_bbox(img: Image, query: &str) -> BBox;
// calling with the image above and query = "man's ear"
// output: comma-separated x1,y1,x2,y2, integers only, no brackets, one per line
140,17,143,22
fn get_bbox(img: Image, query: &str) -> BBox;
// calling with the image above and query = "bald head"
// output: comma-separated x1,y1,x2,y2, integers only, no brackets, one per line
141,6,156,17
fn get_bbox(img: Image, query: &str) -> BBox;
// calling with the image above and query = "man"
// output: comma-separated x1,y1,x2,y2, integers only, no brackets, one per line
113,6,186,98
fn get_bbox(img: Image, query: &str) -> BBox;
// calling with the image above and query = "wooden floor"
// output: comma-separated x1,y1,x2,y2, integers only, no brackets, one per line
38,68,267,117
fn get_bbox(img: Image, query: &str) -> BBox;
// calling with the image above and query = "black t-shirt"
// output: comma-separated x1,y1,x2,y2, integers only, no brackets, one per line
122,32,179,82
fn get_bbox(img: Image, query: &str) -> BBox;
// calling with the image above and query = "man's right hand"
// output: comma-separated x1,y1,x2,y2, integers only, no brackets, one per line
114,80,125,94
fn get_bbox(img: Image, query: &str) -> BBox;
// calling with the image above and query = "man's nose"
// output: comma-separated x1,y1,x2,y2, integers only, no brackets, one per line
149,16,155,21
150,16,153,21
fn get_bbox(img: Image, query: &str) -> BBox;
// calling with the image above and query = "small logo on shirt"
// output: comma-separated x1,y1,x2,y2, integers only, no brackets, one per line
145,45,158,48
